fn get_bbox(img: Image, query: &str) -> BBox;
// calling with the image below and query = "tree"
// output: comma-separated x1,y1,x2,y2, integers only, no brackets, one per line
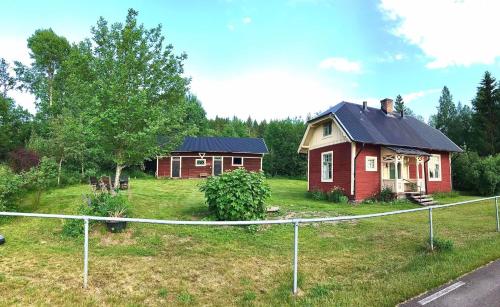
471,71,499,155
394,94,415,116
0,58,16,97
263,118,307,177
183,94,208,136
82,9,190,186
0,96,32,160
449,102,473,148
433,86,457,137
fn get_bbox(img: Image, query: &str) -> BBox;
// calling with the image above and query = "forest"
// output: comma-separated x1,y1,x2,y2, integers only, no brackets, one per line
0,9,499,196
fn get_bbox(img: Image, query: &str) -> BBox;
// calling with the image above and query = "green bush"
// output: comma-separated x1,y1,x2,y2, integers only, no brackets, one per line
0,165,25,211
199,168,271,221
23,157,58,206
327,186,348,203
307,188,327,201
378,187,396,202
452,152,500,195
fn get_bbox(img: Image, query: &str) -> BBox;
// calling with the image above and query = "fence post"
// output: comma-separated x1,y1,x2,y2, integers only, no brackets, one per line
428,208,434,251
293,221,299,295
495,197,499,232
83,218,89,288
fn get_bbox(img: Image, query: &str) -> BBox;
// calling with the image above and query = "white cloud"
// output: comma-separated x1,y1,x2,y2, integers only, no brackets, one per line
380,0,500,68
402,88,440,103
242,17,252,24
227,24,235,31
189,69,345,120
319,57,362,73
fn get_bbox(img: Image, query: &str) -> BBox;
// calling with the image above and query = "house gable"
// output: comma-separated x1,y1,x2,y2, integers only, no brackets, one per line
298,116,350,154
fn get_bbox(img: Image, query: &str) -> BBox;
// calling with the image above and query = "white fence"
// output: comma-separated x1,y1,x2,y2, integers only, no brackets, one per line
0,196,499,294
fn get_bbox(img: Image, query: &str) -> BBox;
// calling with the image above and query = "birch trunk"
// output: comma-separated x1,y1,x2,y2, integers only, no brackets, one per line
57,155,64,186
114,164,124,189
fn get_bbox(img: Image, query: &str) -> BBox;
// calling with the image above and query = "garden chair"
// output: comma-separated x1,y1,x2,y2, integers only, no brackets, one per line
100,176,112,191
119,175,129,190
89,176,98,191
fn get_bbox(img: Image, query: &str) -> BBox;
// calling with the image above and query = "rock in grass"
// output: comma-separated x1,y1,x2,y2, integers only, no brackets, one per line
0,235,4,245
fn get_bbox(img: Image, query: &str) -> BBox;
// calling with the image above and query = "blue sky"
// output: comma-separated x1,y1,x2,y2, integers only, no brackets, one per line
2,0,500,121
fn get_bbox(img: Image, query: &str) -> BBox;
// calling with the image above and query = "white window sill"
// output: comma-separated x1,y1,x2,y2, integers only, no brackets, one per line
428,178,442,182
321,179,333,183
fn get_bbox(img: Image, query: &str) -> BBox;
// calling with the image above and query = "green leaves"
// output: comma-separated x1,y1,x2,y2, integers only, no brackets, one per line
200,169,271,221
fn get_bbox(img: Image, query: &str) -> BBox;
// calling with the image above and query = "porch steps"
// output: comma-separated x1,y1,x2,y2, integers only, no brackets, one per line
406,193,438,206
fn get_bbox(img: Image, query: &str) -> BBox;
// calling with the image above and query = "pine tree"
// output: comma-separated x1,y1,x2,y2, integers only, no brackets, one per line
394,94,415,116
434,86,457,137
471,71,499,155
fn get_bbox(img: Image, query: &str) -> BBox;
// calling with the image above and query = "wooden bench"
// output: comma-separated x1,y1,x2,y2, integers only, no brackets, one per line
199,172,209,178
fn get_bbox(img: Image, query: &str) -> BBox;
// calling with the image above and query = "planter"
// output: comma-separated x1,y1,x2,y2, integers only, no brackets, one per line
105,221,127,233
0,234,5,245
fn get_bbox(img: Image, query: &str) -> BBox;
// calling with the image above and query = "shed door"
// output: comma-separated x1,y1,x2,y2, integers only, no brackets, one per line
213,157,222,176
172,157,181,178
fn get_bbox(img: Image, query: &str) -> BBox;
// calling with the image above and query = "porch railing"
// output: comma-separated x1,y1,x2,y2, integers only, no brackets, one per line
0,196,499,295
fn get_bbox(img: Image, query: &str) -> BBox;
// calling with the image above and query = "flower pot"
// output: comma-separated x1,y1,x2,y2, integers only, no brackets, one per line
105,221,127,233
0,234,4,245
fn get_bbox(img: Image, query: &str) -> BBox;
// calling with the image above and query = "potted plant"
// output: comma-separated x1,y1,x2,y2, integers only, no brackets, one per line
103,195,131,233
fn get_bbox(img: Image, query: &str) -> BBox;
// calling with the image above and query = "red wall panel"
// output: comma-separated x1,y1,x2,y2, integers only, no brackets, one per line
354,144,381,201
425,151,452,193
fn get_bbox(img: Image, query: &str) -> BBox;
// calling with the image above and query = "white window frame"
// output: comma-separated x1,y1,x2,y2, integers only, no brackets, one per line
365,156,377,172
232,157,243,166
195,159,206,167
322,122,332,137
428,154,442,181
321,151,333,182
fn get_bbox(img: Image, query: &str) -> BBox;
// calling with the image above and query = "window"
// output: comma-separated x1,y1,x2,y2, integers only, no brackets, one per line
323,122,332,137
195,159,206,167
232,157,243,166
388,162,402,179
365,156,377,171
428,154,441,181
321,151,333,182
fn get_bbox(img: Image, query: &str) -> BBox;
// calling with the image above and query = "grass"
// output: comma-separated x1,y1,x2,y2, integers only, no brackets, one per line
0,178,499,306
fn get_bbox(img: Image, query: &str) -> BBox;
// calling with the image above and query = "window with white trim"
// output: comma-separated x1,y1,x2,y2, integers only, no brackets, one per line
323,122,332,137
428,154,441,181
195,159,206,167
321,151,333,182
232,157,243,166
365,156,377,171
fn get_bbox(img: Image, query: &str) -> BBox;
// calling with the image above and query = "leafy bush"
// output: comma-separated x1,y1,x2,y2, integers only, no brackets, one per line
452,152,500,195
378,187,396,202
307,188,327,201
8,148,40,173
426,237,454,252
23,157,58,206
199,169,271,221
327,186,348,203
0,165,25,211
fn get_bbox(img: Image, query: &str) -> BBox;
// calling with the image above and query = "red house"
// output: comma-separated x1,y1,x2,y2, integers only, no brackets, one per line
156,137,268,178
298,99,463,202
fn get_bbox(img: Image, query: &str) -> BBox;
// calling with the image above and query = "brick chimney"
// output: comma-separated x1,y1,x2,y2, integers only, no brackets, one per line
380,98,393,114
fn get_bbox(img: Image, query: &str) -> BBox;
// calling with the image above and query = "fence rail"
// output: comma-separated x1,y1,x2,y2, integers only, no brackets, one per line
1,196,499,294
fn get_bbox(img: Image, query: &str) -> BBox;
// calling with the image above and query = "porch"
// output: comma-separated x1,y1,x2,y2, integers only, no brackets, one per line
381,146,430,195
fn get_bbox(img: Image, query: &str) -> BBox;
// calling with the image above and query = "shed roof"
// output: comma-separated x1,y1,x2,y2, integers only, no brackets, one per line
172,137,268,154
310,102,462,152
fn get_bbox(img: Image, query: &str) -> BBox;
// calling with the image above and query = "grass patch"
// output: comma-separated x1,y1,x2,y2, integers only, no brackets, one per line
0,178,498,306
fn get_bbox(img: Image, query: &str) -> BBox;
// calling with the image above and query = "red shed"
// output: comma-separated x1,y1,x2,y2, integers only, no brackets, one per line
298,99,463,203
156,137,268,179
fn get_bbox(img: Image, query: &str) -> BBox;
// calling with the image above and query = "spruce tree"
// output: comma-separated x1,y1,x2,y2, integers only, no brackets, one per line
394,94,415,116
471,71,499,155
434,86,457,137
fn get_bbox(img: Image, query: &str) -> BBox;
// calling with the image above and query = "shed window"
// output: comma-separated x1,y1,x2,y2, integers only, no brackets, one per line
428,154,441,181
366,156,377,171
232,157,243,166
323,122,332,137
321,151,333,182
195,159,206,167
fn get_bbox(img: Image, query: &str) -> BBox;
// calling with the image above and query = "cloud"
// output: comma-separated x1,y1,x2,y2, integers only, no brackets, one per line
189,69,345,120
379,0,500,68
402,88,440,103
227,24,235,31
377,52,405,63
319,57,362,73
242,17,252,24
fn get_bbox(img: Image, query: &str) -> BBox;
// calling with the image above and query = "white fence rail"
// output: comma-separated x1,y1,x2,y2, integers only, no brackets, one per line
0,196,499,294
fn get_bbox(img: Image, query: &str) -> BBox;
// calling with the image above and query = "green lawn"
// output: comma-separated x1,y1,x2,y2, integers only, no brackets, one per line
0,178,499,306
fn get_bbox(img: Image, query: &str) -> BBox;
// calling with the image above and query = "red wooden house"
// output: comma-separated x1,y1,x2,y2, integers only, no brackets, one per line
156,137,268,178
298,99,462,202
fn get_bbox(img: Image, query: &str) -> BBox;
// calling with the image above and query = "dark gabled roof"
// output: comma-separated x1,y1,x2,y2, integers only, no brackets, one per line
386,146,431,156
172,137,268,154
310,102,463,152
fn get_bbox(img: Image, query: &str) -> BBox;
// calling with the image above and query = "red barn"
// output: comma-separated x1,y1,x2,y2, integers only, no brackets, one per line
156,137,268,178
298,99,463,203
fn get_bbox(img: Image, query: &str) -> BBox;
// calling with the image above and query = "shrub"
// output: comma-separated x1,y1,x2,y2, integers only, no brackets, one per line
23,157,58,206
8,148,39,173
307,188,327,201
327,186,348,203
0,165,25,211
452,151,500,196
378,187,396,202
199,168,271,221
